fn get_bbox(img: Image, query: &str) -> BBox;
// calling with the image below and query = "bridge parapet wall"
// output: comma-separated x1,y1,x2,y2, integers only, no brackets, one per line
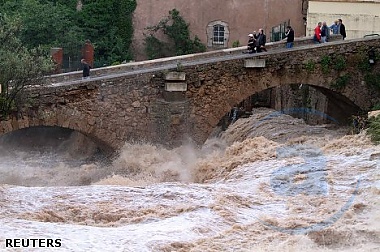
46,35,342,84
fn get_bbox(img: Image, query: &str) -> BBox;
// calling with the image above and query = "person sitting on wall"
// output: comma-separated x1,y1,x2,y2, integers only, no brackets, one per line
247,33,256,53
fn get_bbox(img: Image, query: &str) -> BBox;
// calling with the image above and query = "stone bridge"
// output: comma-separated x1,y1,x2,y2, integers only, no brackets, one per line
1,35,380,152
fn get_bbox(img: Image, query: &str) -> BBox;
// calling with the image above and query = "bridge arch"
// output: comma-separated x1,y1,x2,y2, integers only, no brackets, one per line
214,83,361,130
185,39,380,144
0,106,114,154
194,82,361,132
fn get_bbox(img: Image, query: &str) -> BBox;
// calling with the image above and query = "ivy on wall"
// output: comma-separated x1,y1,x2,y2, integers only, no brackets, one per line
144,9,206,60
314,48,380,92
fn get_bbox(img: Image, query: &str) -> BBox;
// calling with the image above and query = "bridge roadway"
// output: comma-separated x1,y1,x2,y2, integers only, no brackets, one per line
46,35,345,87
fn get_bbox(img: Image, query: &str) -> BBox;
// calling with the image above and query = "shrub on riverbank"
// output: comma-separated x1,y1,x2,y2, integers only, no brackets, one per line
368,115,380,144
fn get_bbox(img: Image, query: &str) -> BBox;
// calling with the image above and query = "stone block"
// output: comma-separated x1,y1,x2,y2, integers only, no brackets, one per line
131,101,141,108
162,91,186,102
165,82,188,92
171,115,181,125
244,59,266,68
165,71,186,81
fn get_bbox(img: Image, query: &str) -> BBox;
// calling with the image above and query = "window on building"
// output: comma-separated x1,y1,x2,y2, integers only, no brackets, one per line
207,21,229,48
213,25,225,45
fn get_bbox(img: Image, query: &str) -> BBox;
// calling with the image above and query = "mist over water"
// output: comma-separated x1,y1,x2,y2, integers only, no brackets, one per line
0,108,346,187
0,126,108,186
0,126,227,187
0,108,379,251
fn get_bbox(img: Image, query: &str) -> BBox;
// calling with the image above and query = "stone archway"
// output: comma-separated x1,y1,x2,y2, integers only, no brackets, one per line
0,106,114,155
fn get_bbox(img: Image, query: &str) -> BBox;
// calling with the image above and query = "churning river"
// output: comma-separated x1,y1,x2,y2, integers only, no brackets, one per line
0,108,379,251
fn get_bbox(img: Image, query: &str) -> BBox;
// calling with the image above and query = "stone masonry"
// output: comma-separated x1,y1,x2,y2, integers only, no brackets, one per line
1,36,380,152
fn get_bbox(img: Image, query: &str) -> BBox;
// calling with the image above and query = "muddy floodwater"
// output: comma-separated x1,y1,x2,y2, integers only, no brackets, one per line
0,108,379,251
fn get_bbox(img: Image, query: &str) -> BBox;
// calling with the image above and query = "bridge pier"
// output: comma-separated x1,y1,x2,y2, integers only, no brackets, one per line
151,99,192,147
150,71,193,147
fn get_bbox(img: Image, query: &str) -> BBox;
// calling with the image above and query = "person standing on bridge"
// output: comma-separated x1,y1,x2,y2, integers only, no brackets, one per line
330,20,339,35
313,22,322,43
338,19,346,40
81,59,90,79
255,29,267,52
321,22,330,43
284,26,294,48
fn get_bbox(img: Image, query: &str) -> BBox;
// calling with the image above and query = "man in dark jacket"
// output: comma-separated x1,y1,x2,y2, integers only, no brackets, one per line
81,59,90,79
338,19,346,40
321,21,330,43
255,29,267,52
285,26,294,48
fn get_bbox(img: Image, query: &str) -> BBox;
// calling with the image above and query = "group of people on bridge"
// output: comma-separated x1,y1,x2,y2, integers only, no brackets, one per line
246,29,268,54
246,25,295,53
314,18,346,43
246,18,346,53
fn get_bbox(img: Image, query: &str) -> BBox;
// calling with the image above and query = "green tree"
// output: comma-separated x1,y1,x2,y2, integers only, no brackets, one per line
2,0,82,50
1,0,84,72
77,0,136,66
1,0,137,68
144,35,166,60
0,14,53,119
145,9,206,59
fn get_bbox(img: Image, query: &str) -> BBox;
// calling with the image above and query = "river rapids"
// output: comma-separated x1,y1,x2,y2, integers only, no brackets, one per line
0,108,379,251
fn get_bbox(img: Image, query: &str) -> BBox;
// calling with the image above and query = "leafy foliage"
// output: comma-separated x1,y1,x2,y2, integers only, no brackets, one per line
320,55,331,74
144,9,206,59
368,115,380,144
0,14,53,119
364,73,380,90
354,50,372,72
77,0,136,66
2,0,81,50
304,60,316,73
333,55,346,71
232,40,240,48
144,35,166,60
1,0,137,67
320,55,346,74
372,103,380,111
330,74,351,90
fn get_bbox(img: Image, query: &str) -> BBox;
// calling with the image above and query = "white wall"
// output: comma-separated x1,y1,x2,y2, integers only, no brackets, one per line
307,1,380,38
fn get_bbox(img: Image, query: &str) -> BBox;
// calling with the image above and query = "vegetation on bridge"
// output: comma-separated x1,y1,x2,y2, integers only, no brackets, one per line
304,48,380,93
